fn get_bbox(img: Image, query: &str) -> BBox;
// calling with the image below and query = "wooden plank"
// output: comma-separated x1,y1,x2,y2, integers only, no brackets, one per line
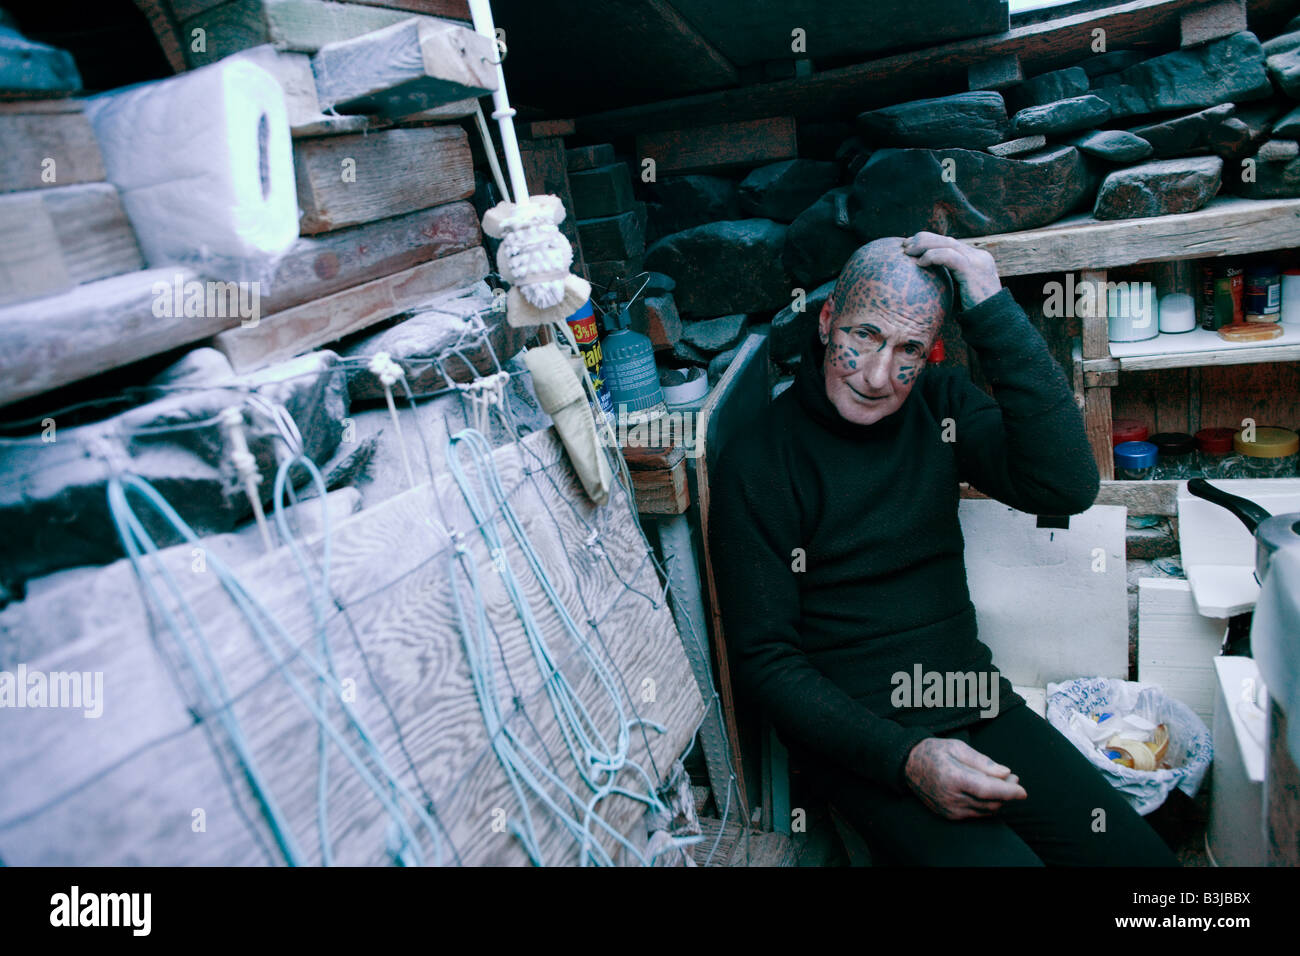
175,0,470,17
636,117,797,175
1180,0,1247,47
0,184,144,307
229,45,329,132
577,0,1296,138
667,0,1005,69
262,200,480,313
0,106,105,193
695,333,773,827
1112,344,1300,372
1084,383,1115,480
132,0,188,72
964,477,1183,515
567,144,615,172
212,245,488,371
517,137,584,262
397,97,478,124
182,0,449,67
496,0,736,112
524,118,575,139
1079,270,1110,360
1198,362,1300,430
0,268,217,408
630,457,688,515
0,427,703,865
229,45,390,135
311,17,496,116
693,817,747,866
293,125,474,233
323,0,469,16
970,198,1300,277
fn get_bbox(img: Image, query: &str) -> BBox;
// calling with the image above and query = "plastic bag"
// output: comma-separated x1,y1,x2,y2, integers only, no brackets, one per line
1046,677,1213,816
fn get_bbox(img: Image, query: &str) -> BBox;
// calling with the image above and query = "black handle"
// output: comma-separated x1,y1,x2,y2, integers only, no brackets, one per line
1186,478,1272,535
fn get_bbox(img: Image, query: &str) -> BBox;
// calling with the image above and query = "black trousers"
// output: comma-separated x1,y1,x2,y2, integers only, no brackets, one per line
812,703,1180,866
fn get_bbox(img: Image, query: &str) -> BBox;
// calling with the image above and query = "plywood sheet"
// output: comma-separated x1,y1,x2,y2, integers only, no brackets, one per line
0,428,704,865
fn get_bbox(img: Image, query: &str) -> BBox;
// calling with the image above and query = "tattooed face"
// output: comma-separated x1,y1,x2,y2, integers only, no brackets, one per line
817,238,950,426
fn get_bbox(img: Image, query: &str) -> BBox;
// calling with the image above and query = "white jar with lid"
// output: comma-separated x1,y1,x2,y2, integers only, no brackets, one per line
1108,282,1158,341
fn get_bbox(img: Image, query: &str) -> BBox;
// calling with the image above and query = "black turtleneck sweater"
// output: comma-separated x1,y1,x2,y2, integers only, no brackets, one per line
708,288,1100,795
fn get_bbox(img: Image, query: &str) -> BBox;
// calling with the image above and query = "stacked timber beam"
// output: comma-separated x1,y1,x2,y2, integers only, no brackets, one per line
0,0,502,406
0,27,144,311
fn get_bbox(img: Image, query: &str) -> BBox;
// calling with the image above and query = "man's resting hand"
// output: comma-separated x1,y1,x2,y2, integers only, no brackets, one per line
903,737,1028,820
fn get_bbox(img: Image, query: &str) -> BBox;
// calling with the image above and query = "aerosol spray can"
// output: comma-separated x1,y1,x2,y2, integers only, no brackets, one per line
565,299,614,416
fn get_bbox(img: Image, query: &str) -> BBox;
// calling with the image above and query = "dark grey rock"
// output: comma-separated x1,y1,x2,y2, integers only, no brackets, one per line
738,159,840,223
1018,66,1089,106
1267,48,1300,97
1263,29,1300,56
1129,103,1238,157
644,271,676,296
638,293,683,350
1093,157,1224,219
1108,32,1272,118
783,187,861,287
644,219,792,317
1078,50,1148,77
987,135,1046,157
672,339,710,367
1231,153,1300,197
1090,83,1152,119
771,280,835,363
681,314,748,354
1257,139,1300,161
150,347,234,388
797,121,858,160
323,433,379,491
849,146,1094,240
707,346,740,386
1012,94,1112,135
857,91,1008,149
0,350,349,585
341,283,525,402
644,175,740,242
1275,104,1300,137
1068,129,1154,162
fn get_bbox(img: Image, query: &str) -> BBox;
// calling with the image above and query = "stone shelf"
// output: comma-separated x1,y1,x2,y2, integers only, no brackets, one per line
970,197,1300,277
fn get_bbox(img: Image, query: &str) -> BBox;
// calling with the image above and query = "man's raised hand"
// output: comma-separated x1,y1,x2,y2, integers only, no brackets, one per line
902,232,1002,310
903,737,1028,820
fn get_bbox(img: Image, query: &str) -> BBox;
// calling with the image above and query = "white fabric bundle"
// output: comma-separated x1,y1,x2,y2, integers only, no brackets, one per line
85,59,298,274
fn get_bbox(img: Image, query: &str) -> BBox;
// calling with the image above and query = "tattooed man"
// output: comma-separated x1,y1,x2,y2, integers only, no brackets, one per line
709,233,1176,866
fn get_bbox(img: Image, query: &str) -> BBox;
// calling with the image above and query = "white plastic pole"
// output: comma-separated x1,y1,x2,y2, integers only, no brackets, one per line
468,0,529,206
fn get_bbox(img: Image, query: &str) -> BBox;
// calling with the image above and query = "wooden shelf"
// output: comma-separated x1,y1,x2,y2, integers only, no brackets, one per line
970,198,1300,277
1095,325,1300,372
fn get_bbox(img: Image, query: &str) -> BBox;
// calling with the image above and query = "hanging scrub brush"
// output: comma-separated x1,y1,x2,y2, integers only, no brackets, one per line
468,0,589,329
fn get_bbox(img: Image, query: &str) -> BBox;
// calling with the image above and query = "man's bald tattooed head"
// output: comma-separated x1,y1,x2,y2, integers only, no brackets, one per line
826,237,954,333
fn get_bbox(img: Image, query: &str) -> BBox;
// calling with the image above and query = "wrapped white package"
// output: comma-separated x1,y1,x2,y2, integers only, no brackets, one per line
85,59,298,277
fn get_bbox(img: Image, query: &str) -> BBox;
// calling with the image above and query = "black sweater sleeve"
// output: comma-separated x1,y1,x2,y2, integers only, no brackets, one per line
708,444,932,795
933,288,1100,516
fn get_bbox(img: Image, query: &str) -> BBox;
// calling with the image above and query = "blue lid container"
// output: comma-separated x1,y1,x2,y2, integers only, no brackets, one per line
1114,440,1158,470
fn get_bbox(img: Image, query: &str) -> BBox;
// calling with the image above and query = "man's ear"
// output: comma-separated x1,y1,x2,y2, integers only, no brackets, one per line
817,297,834,343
